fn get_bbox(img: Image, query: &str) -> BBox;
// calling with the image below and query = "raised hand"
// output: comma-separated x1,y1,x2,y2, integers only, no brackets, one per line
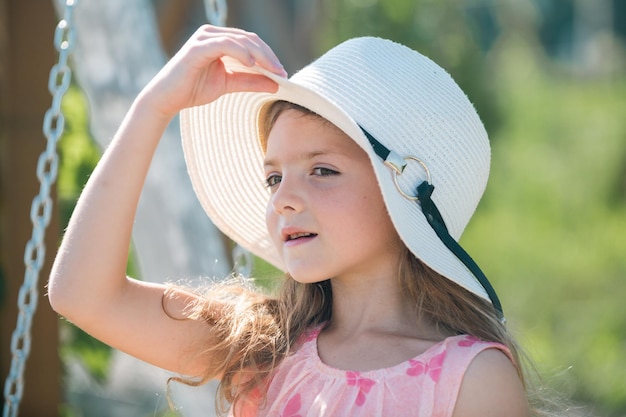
140,25,287,121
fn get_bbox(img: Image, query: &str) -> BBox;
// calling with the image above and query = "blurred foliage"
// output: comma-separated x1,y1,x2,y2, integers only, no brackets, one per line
468,47,626,416
56,87,101,201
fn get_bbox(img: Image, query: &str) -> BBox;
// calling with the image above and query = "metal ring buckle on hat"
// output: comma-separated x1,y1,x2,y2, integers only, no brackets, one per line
385,156,432,201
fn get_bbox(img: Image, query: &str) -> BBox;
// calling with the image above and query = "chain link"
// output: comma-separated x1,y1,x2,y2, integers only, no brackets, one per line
204,0,228,27
2,1,77,416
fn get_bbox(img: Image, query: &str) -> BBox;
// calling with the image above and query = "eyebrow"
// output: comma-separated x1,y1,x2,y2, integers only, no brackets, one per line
263,149,348,168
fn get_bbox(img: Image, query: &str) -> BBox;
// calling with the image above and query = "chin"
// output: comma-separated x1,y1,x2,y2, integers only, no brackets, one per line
287,270,331,285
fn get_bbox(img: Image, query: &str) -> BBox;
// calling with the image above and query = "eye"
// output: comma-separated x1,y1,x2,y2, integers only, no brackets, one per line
312,167,339,177
265,173,282,188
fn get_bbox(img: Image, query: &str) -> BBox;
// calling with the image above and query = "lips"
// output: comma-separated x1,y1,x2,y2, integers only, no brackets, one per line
286,232,317,241
281,227,318,243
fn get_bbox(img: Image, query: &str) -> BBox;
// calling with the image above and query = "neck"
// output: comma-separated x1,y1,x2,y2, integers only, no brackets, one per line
326,269,440,340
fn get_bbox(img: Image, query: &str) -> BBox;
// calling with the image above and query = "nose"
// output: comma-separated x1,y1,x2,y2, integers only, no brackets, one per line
269,174,304,215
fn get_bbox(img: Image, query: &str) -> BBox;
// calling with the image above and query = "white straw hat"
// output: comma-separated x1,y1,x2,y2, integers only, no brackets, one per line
180,37,502,317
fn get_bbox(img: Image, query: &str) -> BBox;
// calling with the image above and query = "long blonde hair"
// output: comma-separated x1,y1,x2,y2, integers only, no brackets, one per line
166,101,554,416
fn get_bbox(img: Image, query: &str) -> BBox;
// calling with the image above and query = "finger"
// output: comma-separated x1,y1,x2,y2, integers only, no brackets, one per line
223,72,280,95
235,32,286,75
192,37,286,79
194,26,286,76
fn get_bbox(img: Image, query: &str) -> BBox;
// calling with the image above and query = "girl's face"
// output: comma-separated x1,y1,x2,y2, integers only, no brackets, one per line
264,109,403,284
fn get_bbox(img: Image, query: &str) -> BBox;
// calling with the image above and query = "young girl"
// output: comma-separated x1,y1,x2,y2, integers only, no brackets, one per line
49,25,532,416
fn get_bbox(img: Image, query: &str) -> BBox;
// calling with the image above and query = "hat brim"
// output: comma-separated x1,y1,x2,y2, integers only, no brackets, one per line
180,58,490,301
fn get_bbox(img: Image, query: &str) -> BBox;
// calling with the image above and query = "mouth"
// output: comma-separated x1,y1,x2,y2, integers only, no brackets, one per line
285,232,318,242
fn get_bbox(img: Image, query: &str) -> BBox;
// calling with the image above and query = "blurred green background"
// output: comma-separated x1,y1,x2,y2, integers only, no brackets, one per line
56,0,625,416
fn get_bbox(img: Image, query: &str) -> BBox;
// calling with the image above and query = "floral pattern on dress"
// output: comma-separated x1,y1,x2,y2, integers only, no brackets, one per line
406,350,446,383
280,394,302,417
458,335,481,348
346,371,376,406
249,332,513,417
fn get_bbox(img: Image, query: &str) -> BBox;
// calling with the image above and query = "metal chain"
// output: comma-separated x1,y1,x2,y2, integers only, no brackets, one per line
204,0,228,27
2,1,77,416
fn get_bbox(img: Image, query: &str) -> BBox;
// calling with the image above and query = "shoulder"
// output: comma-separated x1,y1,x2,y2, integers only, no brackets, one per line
452,348,530,417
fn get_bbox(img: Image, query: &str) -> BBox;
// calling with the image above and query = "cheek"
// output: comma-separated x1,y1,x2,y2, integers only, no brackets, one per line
265,204,278,240
359,191,399,239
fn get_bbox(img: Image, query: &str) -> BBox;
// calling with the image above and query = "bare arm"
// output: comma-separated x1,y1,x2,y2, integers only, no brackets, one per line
452,349,530,417
48,25,286,377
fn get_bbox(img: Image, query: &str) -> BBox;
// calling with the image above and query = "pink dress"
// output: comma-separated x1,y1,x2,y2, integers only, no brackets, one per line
236,326,513,417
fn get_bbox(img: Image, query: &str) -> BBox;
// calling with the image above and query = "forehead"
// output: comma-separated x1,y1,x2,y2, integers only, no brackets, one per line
264,109,364,159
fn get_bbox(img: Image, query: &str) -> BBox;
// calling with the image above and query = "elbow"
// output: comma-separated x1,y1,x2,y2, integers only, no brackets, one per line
48,275,93,324
47,259,86,320
47,249,92,319
48,249,72,316
47,271,72,318
48,261,125,324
